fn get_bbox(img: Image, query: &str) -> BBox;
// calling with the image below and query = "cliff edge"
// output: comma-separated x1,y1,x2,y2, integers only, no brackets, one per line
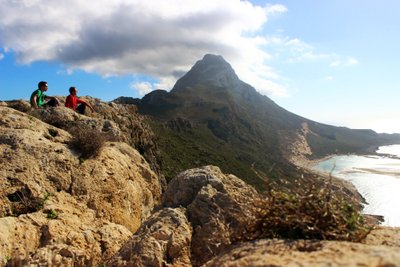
0,102,399,266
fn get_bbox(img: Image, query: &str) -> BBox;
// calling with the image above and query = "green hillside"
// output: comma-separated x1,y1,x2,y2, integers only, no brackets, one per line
115,54,400,190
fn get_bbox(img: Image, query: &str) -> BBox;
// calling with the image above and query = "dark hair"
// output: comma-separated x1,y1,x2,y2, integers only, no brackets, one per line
38,81,47,89
69,87,76,94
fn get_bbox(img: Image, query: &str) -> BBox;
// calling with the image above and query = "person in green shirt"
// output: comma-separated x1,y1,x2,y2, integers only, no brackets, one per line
30,81,59,108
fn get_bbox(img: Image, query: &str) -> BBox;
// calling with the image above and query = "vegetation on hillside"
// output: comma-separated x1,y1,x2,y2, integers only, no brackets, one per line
120,55,400,192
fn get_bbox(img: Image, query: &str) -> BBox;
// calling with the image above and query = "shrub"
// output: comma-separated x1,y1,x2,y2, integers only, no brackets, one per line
45,209,58,219
68,127,106,159
242,173,373,242
252,178,372,242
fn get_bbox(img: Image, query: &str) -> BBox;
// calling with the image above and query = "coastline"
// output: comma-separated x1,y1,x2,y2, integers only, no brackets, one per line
294,150,400,227
292,154,367,203
290,153,375,219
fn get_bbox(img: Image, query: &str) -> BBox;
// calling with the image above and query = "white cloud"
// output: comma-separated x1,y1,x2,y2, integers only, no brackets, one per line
265,4,288,15
130,81,154,96
265,36,332,63
330,61,341,67
330,57,358,67
0,53,3,61
325,76,334,81
345,58,358,66
0,0,289,97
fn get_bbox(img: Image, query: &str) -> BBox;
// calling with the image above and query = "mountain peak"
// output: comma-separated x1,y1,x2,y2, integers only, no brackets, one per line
172,54,240,92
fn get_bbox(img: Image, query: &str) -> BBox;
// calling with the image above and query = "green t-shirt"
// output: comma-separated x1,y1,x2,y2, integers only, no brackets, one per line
30,89,47,107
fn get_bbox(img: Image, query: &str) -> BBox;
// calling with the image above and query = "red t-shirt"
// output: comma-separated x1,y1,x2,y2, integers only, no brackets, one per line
65,95,84,110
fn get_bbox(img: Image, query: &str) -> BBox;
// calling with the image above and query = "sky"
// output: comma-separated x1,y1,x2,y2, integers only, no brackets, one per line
0,0,399,133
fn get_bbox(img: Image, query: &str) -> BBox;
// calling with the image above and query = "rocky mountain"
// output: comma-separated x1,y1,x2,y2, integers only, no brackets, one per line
115,54,400,189
1,100,400,266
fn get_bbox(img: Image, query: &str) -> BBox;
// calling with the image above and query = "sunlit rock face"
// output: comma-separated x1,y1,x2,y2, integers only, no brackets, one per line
0,106,162,265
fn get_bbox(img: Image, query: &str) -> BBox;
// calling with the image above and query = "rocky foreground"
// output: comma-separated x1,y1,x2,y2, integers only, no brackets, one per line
1,102,400,266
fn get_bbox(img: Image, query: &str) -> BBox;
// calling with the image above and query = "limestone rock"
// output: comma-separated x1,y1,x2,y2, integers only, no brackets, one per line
2,102,400,267
363,226,400,247
0,191,132,266
3,99,31,113
75,141,161,231
163,165,263,266
27,99,163,184
30,106,125,145
204,234,400,266
108,207,192,267
0,106,161,264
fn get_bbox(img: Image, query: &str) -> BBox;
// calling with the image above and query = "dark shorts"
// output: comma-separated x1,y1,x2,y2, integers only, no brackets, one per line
44,98,59,107
76,104,86,114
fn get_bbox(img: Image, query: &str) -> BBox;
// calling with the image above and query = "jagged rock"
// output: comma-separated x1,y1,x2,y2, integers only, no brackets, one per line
24,98,165,189
3,99,31,112
162,165,263,266
204,234,400,266
108,207,192,267
93,101,163,182
0,191,132,266
0,106,161,264
29,106,125,147
75,141,161,230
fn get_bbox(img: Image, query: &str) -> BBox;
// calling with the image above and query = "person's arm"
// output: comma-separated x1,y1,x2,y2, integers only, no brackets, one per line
31,95,39,109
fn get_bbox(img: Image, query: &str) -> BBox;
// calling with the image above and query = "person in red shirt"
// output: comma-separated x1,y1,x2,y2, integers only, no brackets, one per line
65,87,95,114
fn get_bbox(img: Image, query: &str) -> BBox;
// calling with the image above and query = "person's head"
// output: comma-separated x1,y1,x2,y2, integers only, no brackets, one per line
69,87,77,96
38,81,48,92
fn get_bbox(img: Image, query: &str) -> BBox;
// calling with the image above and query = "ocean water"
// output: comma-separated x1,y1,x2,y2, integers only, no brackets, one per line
313,145,400,227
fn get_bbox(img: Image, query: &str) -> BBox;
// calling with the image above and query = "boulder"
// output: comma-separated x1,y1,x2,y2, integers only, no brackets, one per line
162,165,263,266
108,207,192,267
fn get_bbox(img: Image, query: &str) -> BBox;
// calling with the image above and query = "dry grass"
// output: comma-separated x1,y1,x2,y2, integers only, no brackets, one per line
68,127,106,159
5,187,50,217
244,172,373,242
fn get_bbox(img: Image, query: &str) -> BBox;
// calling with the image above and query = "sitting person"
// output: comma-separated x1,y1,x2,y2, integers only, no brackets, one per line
65,86,94,114
30,81,60,108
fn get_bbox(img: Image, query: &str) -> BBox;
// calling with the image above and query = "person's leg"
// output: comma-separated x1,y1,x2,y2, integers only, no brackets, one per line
76,104,86,114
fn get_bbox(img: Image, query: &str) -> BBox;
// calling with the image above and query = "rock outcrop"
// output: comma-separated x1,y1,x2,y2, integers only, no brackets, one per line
1,101,400,267
204,236,400,266
108,165,262,266
162,166,263,266
108,207,192,266
0,106,162,265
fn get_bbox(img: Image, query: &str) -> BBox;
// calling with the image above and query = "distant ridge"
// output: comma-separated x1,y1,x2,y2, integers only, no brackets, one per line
114,54,400,188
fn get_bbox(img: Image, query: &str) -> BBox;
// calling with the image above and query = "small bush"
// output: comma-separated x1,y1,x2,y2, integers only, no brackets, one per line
68,127,106,159
45,209,58,219
253,179,372,242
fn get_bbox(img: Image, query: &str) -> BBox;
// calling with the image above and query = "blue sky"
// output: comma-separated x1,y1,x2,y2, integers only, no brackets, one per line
1,0,399,133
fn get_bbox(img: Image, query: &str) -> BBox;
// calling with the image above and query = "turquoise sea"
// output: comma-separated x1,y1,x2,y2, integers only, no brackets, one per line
313,145,400,227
